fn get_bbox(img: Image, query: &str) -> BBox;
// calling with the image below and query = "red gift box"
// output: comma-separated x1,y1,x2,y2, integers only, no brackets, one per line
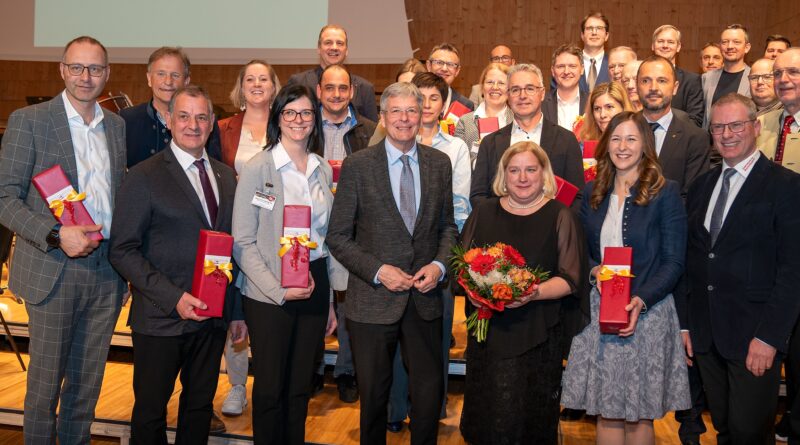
32,165,102,241
554,176,579,207
280,205,316,288
477,117,499,140
191,230,233,318
599,247,633,334
583,140,598,159
445,101,470,125
329,160,342,194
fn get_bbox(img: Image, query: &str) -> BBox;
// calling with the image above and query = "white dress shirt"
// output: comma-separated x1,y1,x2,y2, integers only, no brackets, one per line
556,91,581,131
233,129,266,175
703,150,761,231
645,110,674,156
583,50,605,80
170,141,219,227
62,90,113,238
272,142,329,261
510,114,544,146
418,129,472,231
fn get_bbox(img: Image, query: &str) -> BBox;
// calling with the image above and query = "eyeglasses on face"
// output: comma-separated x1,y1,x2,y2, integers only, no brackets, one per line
773,68,800,80
489,55,513,63
708,119,755,135
280,109,315,122
429,59,459,70
62,63,107,77
508,85,543,97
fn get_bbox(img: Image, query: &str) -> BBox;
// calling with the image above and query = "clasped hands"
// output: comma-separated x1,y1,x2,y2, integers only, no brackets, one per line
378,264,441,293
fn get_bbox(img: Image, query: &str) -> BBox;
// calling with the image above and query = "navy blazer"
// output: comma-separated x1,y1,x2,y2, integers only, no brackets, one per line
580,180,686,309
120,100,222,168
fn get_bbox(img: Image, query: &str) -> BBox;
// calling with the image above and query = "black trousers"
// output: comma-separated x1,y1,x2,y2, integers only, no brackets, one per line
696,345,781,445
786,320,800,444
673,361,707,440
347,297,443,445
130,323,227,445
244,259,329,445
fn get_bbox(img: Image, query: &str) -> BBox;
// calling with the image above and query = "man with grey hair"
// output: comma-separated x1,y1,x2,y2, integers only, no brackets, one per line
622,59,644,110
748,58,781,115
652,24,705,127
608,46,637,82
327,82,457,444
471,63,584,208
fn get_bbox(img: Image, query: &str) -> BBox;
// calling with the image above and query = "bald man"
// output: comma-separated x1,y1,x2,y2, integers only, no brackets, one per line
469,45,516,105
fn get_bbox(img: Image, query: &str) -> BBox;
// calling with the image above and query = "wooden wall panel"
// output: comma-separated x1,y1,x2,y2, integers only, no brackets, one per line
3,0,800,123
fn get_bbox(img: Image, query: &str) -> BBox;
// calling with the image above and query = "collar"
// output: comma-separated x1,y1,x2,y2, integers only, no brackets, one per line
417,127,453,146
722,149,760,177
473,102,509,120
512,113,544,134
147,99,168,126
645,109,674,131
385,139,419,165
321,105,355,126
62,90,104,128
170,140,209,170
582,50,604,64
782,108,800,125
272,142,320,174
556,89,581,105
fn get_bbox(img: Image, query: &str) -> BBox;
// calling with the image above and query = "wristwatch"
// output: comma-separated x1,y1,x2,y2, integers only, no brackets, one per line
46,224,62,248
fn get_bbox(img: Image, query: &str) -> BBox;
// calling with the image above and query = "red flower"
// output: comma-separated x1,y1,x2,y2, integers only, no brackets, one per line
503,245,526,267
469,253,496,275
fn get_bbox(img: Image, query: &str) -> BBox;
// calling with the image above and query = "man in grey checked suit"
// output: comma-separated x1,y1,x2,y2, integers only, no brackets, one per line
327,82,458,445
0,36,127,444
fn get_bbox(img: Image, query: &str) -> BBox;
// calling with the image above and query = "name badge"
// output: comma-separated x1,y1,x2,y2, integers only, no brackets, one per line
252,191,276,210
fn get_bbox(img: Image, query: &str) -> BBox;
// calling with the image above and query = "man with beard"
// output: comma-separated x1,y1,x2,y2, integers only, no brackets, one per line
702,24,752,128
637,55,709,199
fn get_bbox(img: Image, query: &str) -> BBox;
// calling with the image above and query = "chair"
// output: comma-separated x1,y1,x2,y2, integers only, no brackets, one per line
0,225,25,371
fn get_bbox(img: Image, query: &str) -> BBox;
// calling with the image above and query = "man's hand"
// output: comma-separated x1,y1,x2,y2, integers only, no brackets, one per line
176,292,210,321
285,275,315,301
746,338,777,377
412,263,443,293
682,331,694,367
325,303,337,336
59,224,102,257
229,320,248,344
378,265,414,292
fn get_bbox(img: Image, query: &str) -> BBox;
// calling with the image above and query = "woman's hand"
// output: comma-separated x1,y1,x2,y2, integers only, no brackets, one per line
618,296,645,337
284,274,315,301
505,288,540,309
325,302,337,336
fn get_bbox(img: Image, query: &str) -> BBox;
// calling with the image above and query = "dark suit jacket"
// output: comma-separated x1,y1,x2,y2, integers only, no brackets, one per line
469,118,585,209
326,141,458,324
120,100,222,168
680,155,800,360
0,94,127,304
541,88,588,128
342,110,378,156
287,67,378,122
672,67,705,127
550,53,609,92
450,87,475,112
109,146,243,337
658,109,710,200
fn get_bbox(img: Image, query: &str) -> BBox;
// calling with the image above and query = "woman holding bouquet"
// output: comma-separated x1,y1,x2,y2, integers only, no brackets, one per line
232,85,346,444
458,141,588,444
561,111,690,444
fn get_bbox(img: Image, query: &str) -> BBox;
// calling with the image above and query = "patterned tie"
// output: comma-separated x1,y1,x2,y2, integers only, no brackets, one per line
709,168,736,245
399,155,416,234
774,115,795,164
193,159,218,226
588,59,598,91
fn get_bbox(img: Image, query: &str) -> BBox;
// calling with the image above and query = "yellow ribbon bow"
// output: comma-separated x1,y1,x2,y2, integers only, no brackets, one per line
278,234,318,258
439,118,456,136
49,190,86,218
203,260,233,283
597,265,635,282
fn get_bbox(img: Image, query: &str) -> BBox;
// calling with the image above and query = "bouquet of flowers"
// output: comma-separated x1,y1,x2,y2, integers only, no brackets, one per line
451,242,549,342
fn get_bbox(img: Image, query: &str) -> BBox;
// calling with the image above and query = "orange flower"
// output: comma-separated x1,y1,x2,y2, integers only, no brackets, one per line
492,283,514,301
463,248,482,264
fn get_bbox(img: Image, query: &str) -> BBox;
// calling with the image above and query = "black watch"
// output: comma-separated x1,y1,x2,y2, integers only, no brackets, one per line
46,224,62,248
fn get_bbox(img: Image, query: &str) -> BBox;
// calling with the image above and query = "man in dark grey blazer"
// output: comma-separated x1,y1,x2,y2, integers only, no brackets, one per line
542,44,588,131
651,25,706,127
471,63,584,209
109,86,245,444
0,36,128,444
327,82,458,445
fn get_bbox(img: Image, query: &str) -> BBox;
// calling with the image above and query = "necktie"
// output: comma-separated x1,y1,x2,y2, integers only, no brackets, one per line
588,59,598,91
774,115,795,164
193,159,218,226
399,155,416,234
709,168,736,245
649,122,660,133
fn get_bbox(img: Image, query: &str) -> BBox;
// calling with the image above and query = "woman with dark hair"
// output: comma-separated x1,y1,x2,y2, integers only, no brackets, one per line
561,111,690,445
232,84,346,444
219,60,280,172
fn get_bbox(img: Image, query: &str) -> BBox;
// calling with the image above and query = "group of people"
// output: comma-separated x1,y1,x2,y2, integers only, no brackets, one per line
1,9,800,445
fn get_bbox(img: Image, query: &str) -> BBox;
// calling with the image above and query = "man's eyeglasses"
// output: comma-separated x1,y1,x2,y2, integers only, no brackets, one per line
489,55,513,63
709,120,755,135
429,59,460,70
584,26,607,33
382,108,420,119
62,63,107,77
748,73,774,82
508,85,544,97
281,109,315,122
773,68,800,80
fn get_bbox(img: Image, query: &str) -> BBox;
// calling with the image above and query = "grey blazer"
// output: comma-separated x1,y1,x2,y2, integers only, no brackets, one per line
326,141,458,324
0,94,127,304
232,149,348,306
701,65,751,128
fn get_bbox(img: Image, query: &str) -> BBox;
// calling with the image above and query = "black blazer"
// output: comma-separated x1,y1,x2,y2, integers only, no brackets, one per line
658,109,710,200
469,119,585,209
672,68,705,128
541,88,589,128
327,141,458,325
680,155,800,360
109,146,243,336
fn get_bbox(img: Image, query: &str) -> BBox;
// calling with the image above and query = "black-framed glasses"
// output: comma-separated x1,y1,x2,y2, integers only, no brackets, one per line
489,55,513,63
709,119,755,135
280,109,315,122
429,59,460,70
62,63,107,77
748,73,775,82
508,85,543,97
